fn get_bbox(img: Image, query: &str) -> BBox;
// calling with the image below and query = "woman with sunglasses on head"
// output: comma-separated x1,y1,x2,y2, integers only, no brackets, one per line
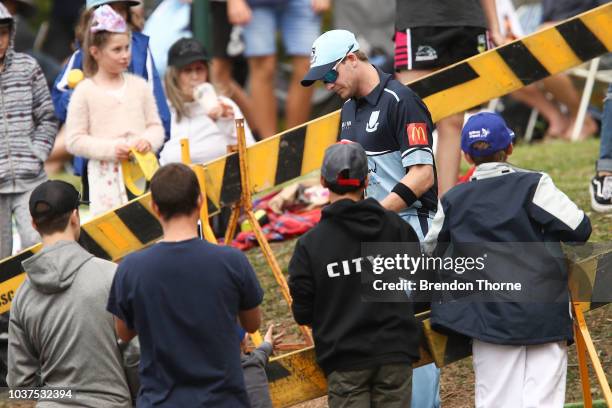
158,38,255,166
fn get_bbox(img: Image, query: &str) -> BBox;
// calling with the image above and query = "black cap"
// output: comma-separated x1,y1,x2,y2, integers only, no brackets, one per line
321,141,368,191
29,180,86,221
167,38,209,69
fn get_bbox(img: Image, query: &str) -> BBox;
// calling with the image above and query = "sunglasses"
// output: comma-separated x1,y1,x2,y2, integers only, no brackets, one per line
323,44,354,84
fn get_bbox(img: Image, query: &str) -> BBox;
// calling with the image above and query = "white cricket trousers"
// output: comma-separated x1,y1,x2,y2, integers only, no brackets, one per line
473,339,567,408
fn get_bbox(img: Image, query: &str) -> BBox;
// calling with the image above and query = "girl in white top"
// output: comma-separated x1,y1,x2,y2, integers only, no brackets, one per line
65,6,164,215
159,38,254,166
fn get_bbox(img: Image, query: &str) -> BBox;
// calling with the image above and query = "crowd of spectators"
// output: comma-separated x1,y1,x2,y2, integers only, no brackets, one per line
0,0,609,406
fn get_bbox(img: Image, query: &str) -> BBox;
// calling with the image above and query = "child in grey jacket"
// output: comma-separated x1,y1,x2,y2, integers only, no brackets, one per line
240,324,284,408
0,3,57,259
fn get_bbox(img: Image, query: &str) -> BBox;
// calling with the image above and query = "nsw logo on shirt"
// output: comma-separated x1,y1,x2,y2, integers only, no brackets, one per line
366,111,380,133
407,123,429,146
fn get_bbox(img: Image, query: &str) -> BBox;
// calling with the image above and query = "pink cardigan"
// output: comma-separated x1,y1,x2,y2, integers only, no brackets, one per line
65,73,165,161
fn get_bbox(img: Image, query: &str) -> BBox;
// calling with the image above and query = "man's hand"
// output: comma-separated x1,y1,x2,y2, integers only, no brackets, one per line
228,0,252,25
489,30,506,47
311,0,331,13
479,0,504,47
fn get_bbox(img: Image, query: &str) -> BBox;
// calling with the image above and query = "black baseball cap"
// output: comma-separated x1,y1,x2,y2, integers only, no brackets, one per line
29,180,87,221
321,140,368,191
167,38,210,69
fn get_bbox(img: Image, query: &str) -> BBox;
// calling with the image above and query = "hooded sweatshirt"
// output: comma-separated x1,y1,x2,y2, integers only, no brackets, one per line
288,198,422,375
0,3,57,193
8,240,131,408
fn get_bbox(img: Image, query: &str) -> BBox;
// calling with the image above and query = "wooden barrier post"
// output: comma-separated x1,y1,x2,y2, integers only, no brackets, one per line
226,119,313,346
180,139,217,244
572,301,612,407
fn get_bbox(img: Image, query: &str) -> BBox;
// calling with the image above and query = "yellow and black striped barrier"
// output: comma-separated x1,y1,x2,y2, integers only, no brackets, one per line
267,311,432,407
415,3,612,121
0,195,162,314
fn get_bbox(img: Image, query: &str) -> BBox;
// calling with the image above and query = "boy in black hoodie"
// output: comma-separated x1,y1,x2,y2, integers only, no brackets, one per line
288,141,422,408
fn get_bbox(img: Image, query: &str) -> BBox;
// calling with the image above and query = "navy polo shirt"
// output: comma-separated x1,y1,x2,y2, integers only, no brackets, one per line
339,67,438,221
107,238,263,407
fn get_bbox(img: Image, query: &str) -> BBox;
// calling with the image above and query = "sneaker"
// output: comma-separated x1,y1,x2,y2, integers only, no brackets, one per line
590,175,612,212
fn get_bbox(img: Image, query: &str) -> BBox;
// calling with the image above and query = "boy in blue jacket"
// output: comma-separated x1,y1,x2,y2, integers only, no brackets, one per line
424,112,591,408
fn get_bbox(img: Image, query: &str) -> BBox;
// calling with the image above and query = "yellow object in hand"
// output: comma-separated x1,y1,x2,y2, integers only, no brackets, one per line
122,149,160,197
67,69,84,89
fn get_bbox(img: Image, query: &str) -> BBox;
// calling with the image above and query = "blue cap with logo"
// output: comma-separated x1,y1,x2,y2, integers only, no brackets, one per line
301,30,360,87
461,112,515,157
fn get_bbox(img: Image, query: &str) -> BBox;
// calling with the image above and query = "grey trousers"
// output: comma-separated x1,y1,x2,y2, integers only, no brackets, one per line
0,190,41,386
0,190,40,259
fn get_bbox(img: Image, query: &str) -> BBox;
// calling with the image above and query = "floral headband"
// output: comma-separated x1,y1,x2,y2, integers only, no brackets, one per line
90,5,127,34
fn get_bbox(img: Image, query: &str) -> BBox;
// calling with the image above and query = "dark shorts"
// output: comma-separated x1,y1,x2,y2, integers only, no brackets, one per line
210,1,233,58
394,26,490,71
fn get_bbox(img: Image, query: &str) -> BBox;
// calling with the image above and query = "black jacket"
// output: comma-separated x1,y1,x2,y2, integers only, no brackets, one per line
288,198,422,375
424,163,592,346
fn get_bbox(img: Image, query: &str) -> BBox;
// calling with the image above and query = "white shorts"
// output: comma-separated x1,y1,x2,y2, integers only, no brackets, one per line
472,339,568,408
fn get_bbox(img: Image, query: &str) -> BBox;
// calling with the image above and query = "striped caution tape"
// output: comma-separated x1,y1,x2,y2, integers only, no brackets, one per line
1,5,611,318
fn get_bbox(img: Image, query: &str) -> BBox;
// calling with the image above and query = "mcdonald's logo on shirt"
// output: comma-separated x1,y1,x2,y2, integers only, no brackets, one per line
407,123,429,146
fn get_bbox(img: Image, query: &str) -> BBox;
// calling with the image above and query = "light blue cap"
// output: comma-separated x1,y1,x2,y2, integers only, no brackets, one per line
86,0,140,10
301,30,360,86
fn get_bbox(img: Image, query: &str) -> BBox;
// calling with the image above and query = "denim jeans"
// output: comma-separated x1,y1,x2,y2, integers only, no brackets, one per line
597,84,612,173
412,363,441,408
